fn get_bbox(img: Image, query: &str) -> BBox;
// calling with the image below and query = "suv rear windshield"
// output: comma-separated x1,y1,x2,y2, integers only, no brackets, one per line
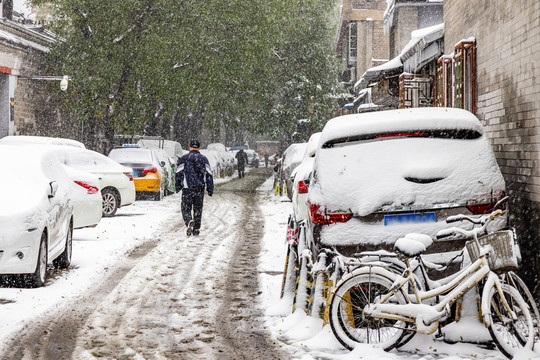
322,129,482,148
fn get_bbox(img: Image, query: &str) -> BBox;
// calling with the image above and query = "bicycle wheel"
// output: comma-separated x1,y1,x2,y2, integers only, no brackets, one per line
484,283,534,358
329,271,409,351
504,272,540,342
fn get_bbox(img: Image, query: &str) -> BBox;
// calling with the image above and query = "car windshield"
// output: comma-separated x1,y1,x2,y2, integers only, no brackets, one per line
310,133,504,216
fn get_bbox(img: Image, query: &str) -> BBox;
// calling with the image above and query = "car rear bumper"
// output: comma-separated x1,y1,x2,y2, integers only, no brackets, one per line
307,209,507,258
134,177,161,193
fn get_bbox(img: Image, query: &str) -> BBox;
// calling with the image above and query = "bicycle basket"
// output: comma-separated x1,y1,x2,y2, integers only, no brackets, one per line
465,230,519,273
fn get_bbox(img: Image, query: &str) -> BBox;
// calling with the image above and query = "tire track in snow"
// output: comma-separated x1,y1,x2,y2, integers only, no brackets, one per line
0,169,287,359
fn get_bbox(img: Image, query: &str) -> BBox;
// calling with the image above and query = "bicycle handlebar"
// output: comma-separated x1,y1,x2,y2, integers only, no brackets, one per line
437,208,505,239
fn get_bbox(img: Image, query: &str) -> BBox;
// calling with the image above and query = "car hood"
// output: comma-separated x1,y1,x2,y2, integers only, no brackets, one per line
309,135,505,216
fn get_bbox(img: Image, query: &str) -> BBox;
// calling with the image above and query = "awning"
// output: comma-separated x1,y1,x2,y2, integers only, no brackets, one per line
354,55,403,91
401,23,444,73
354,23,444,91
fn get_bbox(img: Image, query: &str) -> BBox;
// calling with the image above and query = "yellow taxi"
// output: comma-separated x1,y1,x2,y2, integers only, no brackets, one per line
108,145,166,201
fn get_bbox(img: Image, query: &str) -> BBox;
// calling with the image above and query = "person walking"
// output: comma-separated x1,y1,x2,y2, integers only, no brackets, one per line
264,153,269,168
235,148,248,178
175,139,214,236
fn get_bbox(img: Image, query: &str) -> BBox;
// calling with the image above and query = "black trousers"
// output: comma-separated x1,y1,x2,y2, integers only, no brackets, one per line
238,164,245,178
181,187,205,230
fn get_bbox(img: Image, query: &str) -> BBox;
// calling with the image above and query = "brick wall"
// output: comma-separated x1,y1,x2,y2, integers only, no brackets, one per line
391,6,418,58
344,0,388,84
445,0,540,294
12,49,78,140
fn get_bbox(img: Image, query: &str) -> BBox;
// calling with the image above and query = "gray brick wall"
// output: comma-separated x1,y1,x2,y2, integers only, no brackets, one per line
445,0,540,294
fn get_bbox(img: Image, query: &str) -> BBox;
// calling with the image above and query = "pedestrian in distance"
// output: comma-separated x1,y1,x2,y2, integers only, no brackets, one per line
264,153,269,168
175,139,214,236
235,148,248,178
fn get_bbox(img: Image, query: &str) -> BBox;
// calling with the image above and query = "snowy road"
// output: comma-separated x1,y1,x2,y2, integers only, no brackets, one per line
0,168,287,359
0,168,538,359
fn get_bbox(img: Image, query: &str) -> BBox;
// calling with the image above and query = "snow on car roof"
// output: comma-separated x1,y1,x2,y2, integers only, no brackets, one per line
0,135,86,148
319,108,484,147
282,143,308,170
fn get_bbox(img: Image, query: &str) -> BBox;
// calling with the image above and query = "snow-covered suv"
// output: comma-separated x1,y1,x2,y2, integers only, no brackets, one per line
305,108,506,262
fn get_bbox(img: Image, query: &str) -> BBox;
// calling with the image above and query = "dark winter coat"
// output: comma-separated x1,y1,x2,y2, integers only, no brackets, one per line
176,150,214,195
235,150,248,170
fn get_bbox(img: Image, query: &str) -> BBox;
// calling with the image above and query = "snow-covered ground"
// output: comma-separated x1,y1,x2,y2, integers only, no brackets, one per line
0,173,538,359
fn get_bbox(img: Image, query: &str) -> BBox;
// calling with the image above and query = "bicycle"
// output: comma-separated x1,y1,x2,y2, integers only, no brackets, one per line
328,207,535,358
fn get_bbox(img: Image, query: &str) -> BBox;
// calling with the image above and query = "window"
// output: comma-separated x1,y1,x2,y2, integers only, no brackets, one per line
454,40,476,113
398,74,433,109
348,22,357,64
435,56,453,107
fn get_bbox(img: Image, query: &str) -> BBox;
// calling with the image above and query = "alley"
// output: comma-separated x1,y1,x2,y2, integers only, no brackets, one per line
0,168,288,359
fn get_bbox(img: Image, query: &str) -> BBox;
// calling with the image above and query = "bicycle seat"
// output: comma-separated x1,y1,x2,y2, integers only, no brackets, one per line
394,237,428,257
404,233,433,248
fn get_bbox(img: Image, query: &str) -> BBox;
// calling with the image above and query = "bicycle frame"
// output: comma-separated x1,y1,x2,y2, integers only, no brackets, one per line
364,255,513,335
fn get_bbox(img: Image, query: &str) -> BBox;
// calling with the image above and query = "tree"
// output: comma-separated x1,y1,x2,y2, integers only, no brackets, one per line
35,0,341,150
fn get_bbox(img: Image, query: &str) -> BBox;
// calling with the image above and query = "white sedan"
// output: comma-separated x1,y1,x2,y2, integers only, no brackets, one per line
63,166,102,229
47,147,136,217
0,145,73,287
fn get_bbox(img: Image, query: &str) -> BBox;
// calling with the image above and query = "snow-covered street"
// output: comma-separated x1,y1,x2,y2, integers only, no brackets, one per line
0,169,538,359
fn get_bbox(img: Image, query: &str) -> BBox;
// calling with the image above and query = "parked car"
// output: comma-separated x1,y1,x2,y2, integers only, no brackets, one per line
305,108,507,266
108,146,166,201
291,132,321,224
0,145,73,287
245,149,260,168
275,143,308,199
137,138,184,164
45,146,135,217
0,135,85,148
63,166,102,229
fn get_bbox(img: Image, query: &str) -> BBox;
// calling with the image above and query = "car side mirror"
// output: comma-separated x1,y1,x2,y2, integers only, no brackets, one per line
160,161,166,167
47,181,58,198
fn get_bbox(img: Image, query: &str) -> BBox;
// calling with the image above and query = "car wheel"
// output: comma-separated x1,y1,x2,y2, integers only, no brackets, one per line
102,188,119,217
26,232,48,288
53,220,72,269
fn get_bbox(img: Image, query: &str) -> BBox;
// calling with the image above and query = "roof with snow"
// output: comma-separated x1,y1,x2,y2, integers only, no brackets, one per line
355,22,444,91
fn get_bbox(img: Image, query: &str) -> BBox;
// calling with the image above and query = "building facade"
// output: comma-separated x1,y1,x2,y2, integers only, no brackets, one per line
335,0,388,94
443,0,540,292
0,2,70,140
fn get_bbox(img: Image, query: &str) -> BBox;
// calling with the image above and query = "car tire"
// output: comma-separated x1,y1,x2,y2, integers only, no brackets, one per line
102,188,119,217
53,220,72,269
25,232,48,288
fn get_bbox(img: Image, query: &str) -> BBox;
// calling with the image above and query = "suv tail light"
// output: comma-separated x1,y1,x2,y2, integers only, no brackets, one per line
309,202,352,224
142,167,158,174
297,180,309,194
74,181,99,194
123,171,134,181
466,191,506,214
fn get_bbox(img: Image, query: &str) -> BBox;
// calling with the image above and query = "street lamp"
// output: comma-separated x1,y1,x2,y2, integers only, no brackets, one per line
60,76,69,91
18,75,71,91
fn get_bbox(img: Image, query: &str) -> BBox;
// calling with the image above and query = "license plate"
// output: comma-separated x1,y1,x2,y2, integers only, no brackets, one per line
384,212,436,226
